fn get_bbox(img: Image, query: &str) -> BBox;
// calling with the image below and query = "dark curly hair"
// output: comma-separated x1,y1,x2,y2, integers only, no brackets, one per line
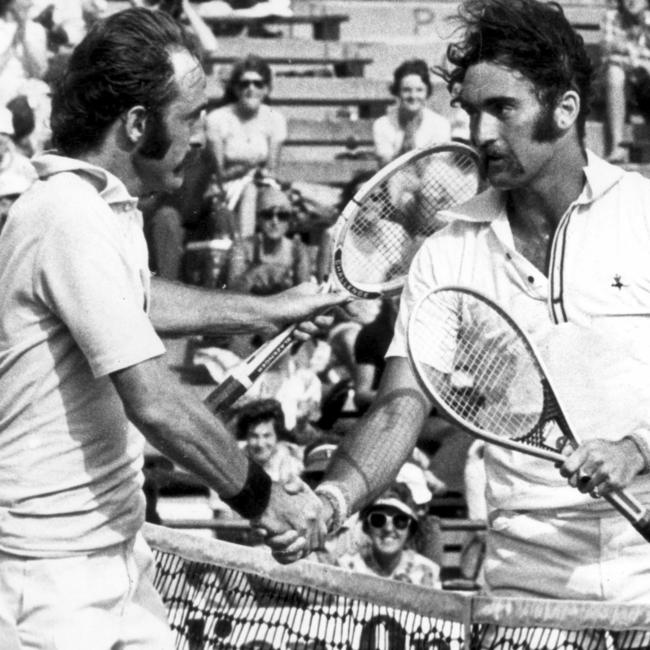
222,55,273,105
388,58,433,98
50,8,196,156
438,0,593,141
235,398,289,441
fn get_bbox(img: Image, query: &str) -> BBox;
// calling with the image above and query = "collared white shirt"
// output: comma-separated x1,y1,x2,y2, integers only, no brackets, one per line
388,151,650,510
0,153,165,556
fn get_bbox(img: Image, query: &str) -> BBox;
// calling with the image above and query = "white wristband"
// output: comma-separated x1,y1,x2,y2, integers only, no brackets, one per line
315,482,349,534
624,430,650,474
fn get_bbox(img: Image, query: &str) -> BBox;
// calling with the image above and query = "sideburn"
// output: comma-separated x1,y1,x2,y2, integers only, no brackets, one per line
532,104,563,143
138,110,172,159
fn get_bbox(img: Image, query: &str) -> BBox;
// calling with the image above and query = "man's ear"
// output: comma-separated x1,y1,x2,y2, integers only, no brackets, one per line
554,89,580,131
123,105,147,145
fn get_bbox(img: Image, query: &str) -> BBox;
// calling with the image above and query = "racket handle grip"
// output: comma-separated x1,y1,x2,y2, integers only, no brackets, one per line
606,489,650,543
204,375,248,414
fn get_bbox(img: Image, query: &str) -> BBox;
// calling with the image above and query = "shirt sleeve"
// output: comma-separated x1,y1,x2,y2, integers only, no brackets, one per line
34,197,165,378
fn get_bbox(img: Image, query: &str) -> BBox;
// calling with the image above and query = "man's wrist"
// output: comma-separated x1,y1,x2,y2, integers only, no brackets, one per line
623,430,650,474
315,482,349,534
222,459,272,519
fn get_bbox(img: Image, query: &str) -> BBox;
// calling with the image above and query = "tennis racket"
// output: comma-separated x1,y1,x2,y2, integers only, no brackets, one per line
204,143,482,413
406,285,650,542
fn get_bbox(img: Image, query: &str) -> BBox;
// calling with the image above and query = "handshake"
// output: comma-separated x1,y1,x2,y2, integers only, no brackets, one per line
250,477,345,564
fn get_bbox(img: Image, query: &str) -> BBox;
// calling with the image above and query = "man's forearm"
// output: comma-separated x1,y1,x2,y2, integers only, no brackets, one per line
150,276,280,336
324,357,431,514
113,357,251,499
150,277,349,339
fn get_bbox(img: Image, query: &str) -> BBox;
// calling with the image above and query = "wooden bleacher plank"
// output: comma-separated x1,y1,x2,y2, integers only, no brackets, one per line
205,37,373,77
286,118,373,146
197,8,349,41
276,158,378,185
207,76,394,118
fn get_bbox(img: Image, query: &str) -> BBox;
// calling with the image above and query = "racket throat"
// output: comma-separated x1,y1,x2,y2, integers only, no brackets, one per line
541,379,574,453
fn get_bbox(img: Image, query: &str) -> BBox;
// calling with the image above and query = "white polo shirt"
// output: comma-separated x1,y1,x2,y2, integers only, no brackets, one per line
0,153,165,556
388,151,650,510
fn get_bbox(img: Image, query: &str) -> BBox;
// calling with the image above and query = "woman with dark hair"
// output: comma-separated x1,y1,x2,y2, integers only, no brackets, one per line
206,54,287,238
235,398,303,483
372,58,451,166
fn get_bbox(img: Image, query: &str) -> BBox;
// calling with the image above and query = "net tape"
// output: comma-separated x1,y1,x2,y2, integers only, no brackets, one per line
143,524,650,650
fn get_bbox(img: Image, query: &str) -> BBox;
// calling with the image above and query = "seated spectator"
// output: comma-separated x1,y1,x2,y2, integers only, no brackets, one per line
236,397,303,483
373,58,451,167
143,146,215,281
353,297,399,413
0,106,37,233
227,183,311,294
0,0,49,107
337,483,442,588
206,55,287,238
602,0,650,162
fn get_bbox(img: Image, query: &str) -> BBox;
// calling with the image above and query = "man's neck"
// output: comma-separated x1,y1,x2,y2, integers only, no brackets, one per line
506,141,587,273
77,148,142,197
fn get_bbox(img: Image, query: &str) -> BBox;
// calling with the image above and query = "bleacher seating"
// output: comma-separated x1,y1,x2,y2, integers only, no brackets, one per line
205,37,374,77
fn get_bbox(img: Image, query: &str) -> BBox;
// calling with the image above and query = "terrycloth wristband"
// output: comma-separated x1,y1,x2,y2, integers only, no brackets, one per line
624,430,650,475
222,459,272,520
315,482,349,534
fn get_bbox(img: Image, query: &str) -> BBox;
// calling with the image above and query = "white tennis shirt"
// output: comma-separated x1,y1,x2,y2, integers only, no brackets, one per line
0,154,165,556
388,151,650,510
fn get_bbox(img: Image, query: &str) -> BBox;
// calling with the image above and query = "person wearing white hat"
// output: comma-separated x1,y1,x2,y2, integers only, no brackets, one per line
336,482,441,588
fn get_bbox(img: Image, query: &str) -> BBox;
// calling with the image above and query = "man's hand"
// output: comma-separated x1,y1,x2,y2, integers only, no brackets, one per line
559,437,645,498
252,477,328,564
265,282,349,341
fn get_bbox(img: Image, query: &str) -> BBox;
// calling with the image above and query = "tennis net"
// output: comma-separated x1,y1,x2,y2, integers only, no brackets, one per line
143,523,650,650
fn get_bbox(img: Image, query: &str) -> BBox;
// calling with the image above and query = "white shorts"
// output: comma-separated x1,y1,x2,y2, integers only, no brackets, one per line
484,507,650,602
0,533,174,650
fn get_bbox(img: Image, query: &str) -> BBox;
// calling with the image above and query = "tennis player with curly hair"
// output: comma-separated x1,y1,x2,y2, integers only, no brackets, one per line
282,0,650,602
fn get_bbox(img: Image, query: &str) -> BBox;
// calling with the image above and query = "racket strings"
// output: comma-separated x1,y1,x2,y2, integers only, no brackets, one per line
339,150,480,288
411,291,548,443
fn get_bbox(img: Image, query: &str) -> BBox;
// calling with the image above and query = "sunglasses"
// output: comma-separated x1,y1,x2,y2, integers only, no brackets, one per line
367,511,412,531
259,209,292,222
238,78,266,89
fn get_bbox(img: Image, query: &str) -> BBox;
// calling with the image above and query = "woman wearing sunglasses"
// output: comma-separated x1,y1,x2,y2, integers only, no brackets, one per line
336,483,441,588
206,54,287,239
227,183,311,295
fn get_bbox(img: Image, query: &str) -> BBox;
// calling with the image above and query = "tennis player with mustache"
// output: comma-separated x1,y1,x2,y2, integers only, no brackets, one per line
298,0,650,602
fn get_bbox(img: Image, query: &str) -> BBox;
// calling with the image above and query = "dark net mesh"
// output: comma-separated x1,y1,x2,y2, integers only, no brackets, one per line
144,524,650,650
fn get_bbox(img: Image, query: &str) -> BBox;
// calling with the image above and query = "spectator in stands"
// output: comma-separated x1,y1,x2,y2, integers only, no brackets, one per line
0,0,49,105
373,58,451,166
0,0,52,156
227,182,311,294
206,55,287,238
337,482,441,588
236,398,304,484
602,0,650,162
0,105,36,232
